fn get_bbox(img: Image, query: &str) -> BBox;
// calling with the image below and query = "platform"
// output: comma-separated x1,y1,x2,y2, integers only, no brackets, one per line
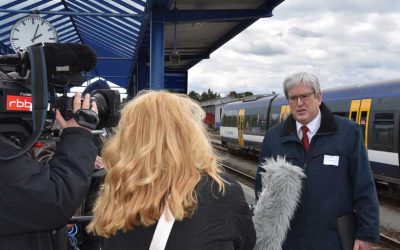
239,182,256,206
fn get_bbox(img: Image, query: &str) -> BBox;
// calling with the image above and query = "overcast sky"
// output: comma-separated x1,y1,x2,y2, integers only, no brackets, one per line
187,0,400,96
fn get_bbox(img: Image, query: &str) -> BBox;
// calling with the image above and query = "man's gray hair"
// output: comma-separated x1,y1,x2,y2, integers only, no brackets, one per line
283,72,321,98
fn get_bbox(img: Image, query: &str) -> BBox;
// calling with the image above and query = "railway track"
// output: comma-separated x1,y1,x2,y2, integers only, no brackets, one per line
380,234,400,249
220,163,255,187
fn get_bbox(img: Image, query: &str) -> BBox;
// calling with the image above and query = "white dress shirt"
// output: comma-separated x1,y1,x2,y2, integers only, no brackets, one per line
296,110,321,143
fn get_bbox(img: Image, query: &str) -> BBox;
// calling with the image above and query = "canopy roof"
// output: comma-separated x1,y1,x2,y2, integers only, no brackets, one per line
0,0,284,90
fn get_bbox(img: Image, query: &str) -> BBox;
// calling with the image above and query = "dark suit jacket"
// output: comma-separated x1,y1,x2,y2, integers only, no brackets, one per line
0,128,97,250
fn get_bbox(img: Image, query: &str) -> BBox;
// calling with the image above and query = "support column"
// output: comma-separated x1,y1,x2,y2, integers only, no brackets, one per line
150,17,164,89
137,53,148,92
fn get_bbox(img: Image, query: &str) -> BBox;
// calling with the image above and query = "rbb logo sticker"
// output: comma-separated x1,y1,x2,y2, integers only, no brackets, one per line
6,95,32,111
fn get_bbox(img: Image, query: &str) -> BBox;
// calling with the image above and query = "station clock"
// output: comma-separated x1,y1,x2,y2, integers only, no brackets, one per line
10,15,58,52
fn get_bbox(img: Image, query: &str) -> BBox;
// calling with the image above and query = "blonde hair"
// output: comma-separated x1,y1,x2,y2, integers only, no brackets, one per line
87,91,224,237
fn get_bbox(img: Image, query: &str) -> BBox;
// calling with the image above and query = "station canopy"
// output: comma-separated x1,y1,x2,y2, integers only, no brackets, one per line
0,0,284,93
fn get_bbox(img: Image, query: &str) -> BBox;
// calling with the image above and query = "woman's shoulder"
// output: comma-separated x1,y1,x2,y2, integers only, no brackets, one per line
220,172,243,191
198,171,241,188
197,172,245,203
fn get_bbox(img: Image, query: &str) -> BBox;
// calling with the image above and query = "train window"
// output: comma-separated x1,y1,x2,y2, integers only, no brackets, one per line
371,113,394,151
244,115,251,132
259,114,267,134
270,113,279,127
250,115,259,133
241,107,268,135
221,114,228,126
350,111,357,122
221,110,238,127
360,111,368,139
241,114,267,135
244,114,259,134
228,115,237,127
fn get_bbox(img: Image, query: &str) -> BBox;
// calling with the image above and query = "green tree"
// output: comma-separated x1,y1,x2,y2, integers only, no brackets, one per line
200,89,220,101
189,89,252,101
227,91,253,98
188,90,201,101
241,91,253,97
228,91,238,98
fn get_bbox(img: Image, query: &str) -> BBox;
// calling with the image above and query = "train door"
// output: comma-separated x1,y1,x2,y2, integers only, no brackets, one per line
279,105,291,122
238,109,245,146
349,100,361,122
348,99,372,147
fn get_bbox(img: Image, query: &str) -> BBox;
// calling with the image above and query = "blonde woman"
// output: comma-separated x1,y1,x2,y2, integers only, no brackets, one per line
87,91,255,250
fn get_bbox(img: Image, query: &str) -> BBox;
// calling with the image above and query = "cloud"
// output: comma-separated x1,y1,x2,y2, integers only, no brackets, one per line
289,27,323,38
237,42,287,57
188,0,400,96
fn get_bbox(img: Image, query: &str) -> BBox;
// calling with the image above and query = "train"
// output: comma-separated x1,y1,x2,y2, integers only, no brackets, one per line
220,79,400,193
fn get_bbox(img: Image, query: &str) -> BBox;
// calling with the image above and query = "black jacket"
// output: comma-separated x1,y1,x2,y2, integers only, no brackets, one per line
101,172,256,250
0,127,97,250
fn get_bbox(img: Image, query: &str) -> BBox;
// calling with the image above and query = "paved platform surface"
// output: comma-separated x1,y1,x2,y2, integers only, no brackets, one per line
239,182,256,206
379,199,400,232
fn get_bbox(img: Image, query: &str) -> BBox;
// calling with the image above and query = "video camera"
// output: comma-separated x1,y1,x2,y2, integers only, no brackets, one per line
0,42,120,160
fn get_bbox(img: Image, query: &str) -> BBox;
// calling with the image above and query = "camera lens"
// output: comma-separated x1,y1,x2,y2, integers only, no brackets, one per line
90,92,108,116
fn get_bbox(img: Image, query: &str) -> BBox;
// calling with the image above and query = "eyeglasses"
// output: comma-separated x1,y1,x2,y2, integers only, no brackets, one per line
288,92,315,104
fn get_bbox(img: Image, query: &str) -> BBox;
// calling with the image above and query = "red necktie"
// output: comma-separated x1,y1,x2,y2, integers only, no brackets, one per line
301,126,309,153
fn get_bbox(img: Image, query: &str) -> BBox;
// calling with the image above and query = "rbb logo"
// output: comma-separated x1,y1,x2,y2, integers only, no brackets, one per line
6,95,32,111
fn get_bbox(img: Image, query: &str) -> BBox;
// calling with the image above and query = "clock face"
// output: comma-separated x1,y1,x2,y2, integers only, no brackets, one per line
10,16,58,52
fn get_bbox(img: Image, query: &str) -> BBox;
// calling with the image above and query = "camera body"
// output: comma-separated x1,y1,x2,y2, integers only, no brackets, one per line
0,43,120,151
0,83,120,143
0,77,36,144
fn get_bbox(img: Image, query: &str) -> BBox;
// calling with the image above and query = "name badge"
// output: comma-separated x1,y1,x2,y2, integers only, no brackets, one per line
323,155,339,166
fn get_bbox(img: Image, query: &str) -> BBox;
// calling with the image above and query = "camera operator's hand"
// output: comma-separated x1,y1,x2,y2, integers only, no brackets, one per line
94,155,105,170
55,92,98,130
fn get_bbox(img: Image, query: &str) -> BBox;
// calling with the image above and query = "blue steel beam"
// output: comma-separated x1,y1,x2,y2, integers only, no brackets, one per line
150,18,164,89
0,8,147,18
97,57,133,60
151,0,174,9
128,1,152,93
153,9,273,23
137,53,148,93
164,54,210,61
147,0,168,90
59,0,85,47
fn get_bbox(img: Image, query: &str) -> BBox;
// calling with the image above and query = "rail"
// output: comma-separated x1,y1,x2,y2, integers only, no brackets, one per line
380,233,400,249
221,163,255,184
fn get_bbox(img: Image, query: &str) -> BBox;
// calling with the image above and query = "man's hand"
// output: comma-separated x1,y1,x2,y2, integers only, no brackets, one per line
55,92,98,130
353,239,374,250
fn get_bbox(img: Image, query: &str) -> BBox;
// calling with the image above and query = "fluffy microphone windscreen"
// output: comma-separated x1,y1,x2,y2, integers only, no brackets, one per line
42,43,97,73
253,156,306,250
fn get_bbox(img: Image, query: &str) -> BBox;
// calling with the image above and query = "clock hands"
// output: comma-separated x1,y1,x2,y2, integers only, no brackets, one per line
31,24,42,43
31,24,39,41
32,34,43,43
